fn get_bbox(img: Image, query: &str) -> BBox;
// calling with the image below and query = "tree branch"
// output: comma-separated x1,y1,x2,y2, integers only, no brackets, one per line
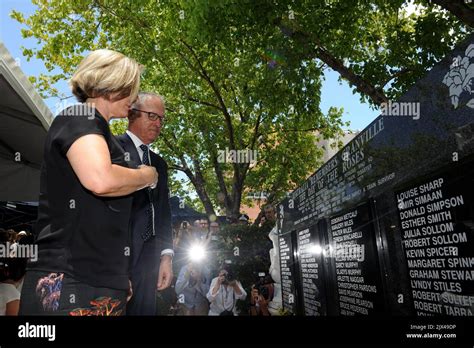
190,154,217,217
185,96,223,111
179,40,238,152
262,127,327,136
179,39,245,218
381,68,413,88
169,164,186,172
209,147,233,211
226,82,246,123
430,0,474,27
274,18,389,106
249,110,263,150
163,134,217,217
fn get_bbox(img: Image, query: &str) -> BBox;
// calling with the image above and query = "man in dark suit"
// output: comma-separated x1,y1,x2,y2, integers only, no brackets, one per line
116,92,174,315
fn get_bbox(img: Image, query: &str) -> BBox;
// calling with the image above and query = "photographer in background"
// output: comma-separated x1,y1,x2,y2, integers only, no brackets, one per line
249,273,274,316
175,262,210,315
207,266,246,316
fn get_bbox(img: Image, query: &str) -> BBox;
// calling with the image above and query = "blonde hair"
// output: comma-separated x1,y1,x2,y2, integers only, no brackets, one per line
70,49,143,103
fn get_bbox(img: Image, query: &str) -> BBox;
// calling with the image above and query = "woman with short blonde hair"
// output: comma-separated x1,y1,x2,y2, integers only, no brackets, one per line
70,49,142,103
19,49,157,316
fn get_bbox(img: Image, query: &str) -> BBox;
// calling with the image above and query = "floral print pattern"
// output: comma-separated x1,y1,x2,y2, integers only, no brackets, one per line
36,272,64,311
69,297,123,316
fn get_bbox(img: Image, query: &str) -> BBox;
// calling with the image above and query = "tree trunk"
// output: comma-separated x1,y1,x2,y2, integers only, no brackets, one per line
210,150,234,215
162,135,216,218
190,156,217,218
226,166,246,222
180,166,216,218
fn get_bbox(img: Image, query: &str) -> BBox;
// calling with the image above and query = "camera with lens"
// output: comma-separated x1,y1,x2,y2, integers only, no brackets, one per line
256,283,269,299
222,271,235,285
253,272,270,300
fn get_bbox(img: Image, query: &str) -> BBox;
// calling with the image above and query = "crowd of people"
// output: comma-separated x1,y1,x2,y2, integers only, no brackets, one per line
168,218,274,316
0,225,274,316
171,263,274,316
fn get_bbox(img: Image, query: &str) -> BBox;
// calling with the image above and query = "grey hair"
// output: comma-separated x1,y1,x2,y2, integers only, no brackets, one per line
129,92,165,122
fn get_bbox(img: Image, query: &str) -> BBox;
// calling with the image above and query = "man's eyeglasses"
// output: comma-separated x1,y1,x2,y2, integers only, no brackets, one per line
131,108,165,122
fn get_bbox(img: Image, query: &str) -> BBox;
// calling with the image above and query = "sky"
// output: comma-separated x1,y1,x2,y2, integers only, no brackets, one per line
0,0,70,115
0,0,381,132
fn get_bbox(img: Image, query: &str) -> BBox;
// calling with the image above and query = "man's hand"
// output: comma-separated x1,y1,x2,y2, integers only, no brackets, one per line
212,273,225,296
188,268,201,288
230,280,243,295
256,294,270,315
251,288,259,304
217,274,226,286
189,269,201,280
157,255,173,290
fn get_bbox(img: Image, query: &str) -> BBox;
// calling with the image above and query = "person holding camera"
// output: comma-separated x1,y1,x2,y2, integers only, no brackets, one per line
175,262,210,315
249,288,270,316
249,274,273,316
206,267,246,316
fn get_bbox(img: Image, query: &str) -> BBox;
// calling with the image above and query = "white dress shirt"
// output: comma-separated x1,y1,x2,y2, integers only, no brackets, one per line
126,130,151,163
126,130,174,258
206,277,247,316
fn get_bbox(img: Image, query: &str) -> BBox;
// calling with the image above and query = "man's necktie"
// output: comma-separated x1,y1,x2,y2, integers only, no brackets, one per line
140,144,155,241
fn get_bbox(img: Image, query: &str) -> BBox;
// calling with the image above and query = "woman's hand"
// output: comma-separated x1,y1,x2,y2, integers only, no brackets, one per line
138,165,158,189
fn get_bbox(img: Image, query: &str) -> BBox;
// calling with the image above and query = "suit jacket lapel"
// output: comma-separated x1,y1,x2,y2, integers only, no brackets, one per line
120,133,142,168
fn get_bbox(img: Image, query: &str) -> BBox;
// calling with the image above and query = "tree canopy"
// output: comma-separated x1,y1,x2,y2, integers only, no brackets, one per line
11,0,472,220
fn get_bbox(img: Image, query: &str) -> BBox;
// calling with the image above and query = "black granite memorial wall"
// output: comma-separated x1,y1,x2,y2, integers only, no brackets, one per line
296,222,328,315
279,231,300,314
329,201,386,315
277,34,474,316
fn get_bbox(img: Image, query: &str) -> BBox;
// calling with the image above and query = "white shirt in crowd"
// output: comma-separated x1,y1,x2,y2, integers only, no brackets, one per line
0,283,20,315
206,277,247,316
